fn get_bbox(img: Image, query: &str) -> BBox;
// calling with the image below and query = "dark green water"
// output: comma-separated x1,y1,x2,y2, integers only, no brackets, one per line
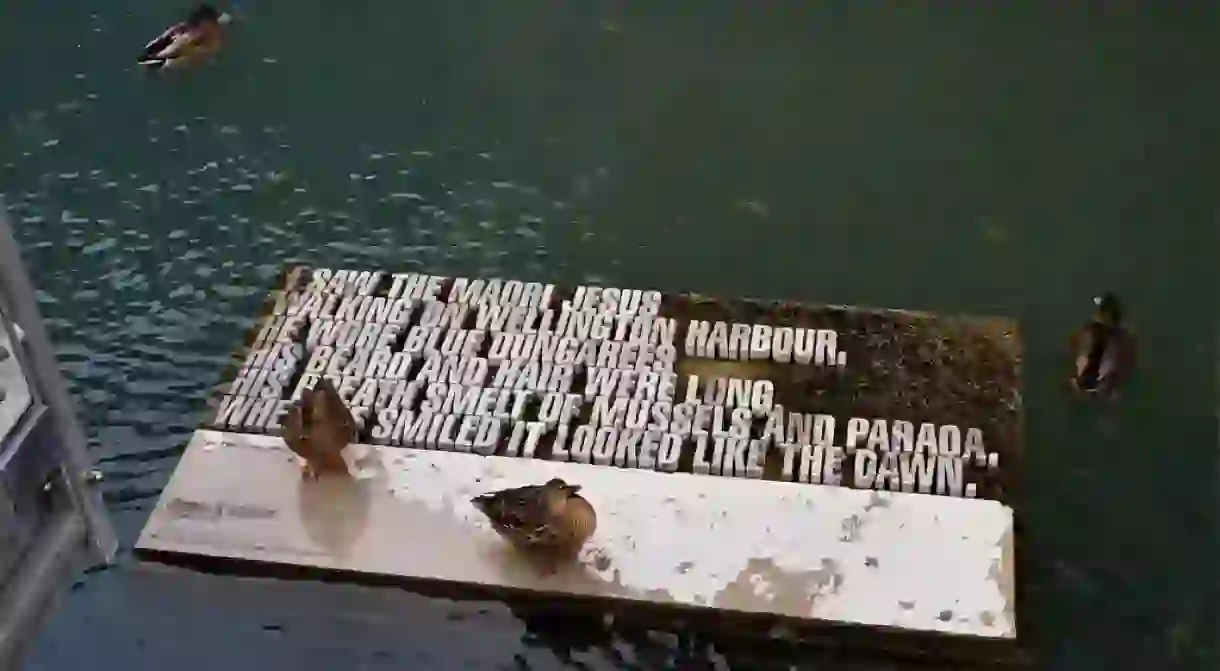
3,2,1217,668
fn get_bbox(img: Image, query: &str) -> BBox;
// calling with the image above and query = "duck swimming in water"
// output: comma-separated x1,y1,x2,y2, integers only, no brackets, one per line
472,478,597,570
1069,293,1136,397
138,4,232,70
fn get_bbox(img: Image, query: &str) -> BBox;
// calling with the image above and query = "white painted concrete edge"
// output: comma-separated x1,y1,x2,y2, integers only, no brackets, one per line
137,429,1016,639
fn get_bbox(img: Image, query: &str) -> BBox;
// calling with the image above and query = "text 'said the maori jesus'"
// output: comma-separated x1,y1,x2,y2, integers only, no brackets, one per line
211,269,1021,502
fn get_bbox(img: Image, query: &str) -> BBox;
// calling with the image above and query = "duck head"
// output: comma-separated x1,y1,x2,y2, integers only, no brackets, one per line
542,479,583,516
187,4,232,29
1093,293,1122,326
545,478,582,497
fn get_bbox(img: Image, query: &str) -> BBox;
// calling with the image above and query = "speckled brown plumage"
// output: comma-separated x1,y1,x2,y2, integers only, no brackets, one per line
472,478,597,560
282,377,357,479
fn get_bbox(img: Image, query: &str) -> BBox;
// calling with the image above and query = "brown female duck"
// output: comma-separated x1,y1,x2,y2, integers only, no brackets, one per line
282,377,358,479
472,478,597,561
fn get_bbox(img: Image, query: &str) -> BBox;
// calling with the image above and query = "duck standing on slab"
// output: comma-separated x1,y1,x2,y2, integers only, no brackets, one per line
472,479,597,567
138,4,232,70
282,378,358,479
1070,293,1136,397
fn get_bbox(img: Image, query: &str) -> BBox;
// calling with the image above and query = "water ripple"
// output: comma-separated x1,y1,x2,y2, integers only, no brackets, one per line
5,6,1216,667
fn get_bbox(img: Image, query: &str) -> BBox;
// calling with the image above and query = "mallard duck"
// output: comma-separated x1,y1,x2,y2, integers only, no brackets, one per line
472,478,597,561
282,377,358,479
1070,293,1136,397
138,4,232,70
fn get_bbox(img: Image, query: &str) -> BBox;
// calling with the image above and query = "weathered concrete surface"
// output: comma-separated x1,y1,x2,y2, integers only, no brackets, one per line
220,267,1023,503
137,429,1016,639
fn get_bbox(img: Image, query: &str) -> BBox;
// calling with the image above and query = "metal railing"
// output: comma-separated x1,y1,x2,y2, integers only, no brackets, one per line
0,208,117,668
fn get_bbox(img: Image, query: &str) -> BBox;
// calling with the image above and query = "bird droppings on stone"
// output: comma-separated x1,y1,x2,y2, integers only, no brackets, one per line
591,551,612,571
864,491,892,512
840,514,864,542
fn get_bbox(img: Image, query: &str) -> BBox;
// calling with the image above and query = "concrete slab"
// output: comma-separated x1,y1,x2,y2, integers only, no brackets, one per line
137,267,1027,664
137,429,1016,640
